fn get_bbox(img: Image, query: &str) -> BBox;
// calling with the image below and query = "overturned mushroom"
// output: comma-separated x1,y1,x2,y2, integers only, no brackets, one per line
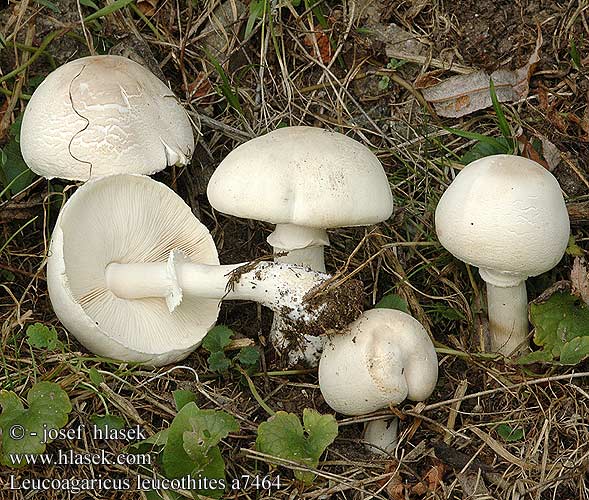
21,55,194,181
435,154,570,355
319,309,438,455
207,126,393,365
47,174,362,366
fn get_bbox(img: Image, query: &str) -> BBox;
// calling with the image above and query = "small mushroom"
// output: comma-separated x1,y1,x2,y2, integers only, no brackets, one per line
21,55,194,181
207,126,393,365
48,174,362,366
318,309,438,455
435,154,570,355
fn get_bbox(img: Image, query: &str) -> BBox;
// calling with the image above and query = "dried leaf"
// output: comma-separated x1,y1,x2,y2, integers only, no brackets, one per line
540,136,562,171
517,133,549,169
304,29,333,64
183,73,214,101
377,23,427,59
537,85,568,132
386,479,405,500
571,257,589,305
199,0,247,59
137,0,158,16
411,460,446,495
381,459,405,499
456,471,490,496
418,29,542,117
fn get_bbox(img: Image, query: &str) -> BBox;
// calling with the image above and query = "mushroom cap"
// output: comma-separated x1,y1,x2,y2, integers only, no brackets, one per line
318,309,438,416
207,126,393,228
21,55,194,181
435,155,570,287
47,174,219,366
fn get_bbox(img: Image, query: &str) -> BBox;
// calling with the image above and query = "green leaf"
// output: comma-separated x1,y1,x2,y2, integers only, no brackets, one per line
79,0,99,9
26,323,62,351
33,0,60,13
566,235,584,257
525,293,589,364
173,390,197,411
0,382,72,467
496,424,524,442
256,409,338,483
0,136,35,196
208,351,231,373
570,38,582,70
0,270,15,281
90,414,125,433
88,367,104,386
560,336,589,365
162,403,238,497
245,0,265,39
516,349,553,365
83,0,134,22
9,115,23,139
375,293,408,313
144,491,165,500
205,52,242,114
489,78,512,144
436,305,466,321
377,75,390,90
236,346,260,367
128,428,168,454
460,137,512,164
202,326,234,353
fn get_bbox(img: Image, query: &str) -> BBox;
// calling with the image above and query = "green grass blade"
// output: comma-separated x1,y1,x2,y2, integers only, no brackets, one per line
84,0,134,22
0,169,33,200
0,216,38,255
444,126,510,153
205,51,242,114
489,78,512,146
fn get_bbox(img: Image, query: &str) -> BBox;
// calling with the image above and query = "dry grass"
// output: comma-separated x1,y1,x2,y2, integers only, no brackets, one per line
1,0,589,499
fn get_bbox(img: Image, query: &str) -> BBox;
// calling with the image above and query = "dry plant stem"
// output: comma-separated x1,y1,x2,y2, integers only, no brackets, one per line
105,253,329,323
485,280,529,356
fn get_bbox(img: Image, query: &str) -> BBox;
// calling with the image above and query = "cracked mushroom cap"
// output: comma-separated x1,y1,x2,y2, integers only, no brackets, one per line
207,126,393,228
47,174,219,366
435,155,570,287
319,309,438,416
21,55,194,181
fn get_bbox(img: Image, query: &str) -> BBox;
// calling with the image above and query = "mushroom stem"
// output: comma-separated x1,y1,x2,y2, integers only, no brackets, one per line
266,223,330,366
363,419,398,456
267,223,329,271
485,280,529,355
105,250,333,323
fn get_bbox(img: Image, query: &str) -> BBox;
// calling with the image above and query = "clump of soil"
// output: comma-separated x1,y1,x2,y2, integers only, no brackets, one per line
301,278,364,335
278,278,364,363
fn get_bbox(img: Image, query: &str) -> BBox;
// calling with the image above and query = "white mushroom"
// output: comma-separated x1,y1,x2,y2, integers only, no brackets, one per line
435,155,570,355
21,55,194,181
319,308,438,455
48,174,361,366
207,126,393,365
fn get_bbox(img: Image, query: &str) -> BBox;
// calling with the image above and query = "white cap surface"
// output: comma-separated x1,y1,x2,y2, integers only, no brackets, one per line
319,309,438,416
435,155,570,287
21,55,194,181
47,174,219,366
207,126,393,228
